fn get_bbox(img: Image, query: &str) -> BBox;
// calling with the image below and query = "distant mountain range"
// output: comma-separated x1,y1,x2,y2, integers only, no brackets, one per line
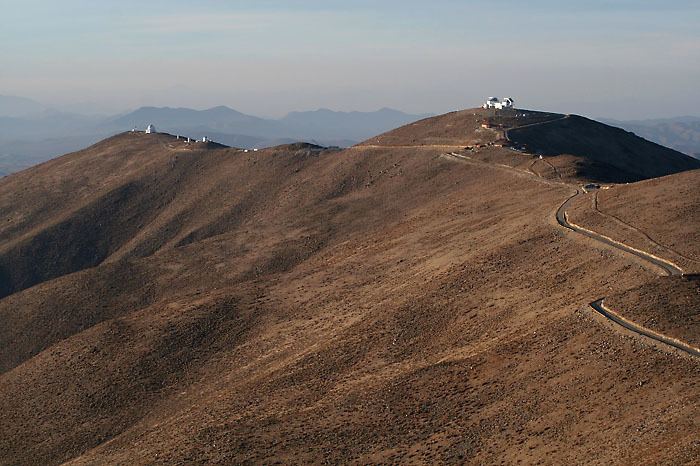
0,95,48,118
601,116,700,159
0,95,431,176
103,106,431,143
2,94,700,177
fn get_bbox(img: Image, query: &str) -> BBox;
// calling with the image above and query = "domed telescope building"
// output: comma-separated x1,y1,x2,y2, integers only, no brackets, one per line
483,97,515,110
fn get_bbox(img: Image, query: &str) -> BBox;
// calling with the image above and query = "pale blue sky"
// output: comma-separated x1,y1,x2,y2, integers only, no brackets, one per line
1,0,698,118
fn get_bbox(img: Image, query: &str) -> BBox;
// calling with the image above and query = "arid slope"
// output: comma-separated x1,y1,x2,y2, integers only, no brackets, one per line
0,115,699,465
567,169,700,272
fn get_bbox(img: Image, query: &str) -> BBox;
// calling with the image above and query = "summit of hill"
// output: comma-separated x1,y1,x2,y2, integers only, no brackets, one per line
362,108,700,182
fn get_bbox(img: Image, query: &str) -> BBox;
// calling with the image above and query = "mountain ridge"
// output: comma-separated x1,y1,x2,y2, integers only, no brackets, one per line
1,109,699,464
0,101,431,176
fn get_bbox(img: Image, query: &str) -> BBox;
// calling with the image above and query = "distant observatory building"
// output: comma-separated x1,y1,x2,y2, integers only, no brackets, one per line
145,124,156,134
483,97,514,110
483,97,499,109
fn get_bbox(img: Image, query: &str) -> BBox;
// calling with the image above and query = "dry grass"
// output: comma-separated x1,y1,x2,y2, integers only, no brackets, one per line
0,113,699,465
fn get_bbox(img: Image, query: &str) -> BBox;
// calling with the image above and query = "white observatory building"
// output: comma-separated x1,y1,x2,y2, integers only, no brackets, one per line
145,124,156,134
483,97,499,109
483,97,515,110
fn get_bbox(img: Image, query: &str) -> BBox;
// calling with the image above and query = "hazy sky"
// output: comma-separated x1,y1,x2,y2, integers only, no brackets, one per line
1,0,699,119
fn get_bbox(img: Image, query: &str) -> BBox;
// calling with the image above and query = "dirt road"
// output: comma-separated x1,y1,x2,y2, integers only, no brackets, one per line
446,150,696,358
556,191,683,276
590,299,700,357
556,191,697,356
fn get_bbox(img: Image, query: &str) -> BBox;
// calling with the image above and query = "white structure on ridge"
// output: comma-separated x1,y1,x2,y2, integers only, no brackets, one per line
145,124,156,134
483,97,499,109
202,136,209,143
500,97,514,109
483,97,514,110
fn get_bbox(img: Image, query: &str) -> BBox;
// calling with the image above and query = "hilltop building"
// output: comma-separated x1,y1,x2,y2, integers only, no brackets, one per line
500,97,514,109
145,124,156,134
483,97,515,110
483,97,499,109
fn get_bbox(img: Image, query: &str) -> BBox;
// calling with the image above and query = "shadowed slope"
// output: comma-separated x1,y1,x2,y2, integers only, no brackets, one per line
506,114,700,182
364,108,700,183
0,133,232,297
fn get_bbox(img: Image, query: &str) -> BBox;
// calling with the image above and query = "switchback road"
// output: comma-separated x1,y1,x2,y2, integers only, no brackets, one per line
556,191,683,277
445,150,697,358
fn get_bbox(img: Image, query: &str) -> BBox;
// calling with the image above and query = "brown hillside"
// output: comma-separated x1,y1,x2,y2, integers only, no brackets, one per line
363,108,700,183
607,274,700,349
505,114,700,182
360,108,503,147
594,169,700,263
566,169,700,272
1,116,699,465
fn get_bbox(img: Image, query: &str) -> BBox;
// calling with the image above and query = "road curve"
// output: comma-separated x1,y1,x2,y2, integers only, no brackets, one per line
446,150,695,357
590,299,700,357
447,151,683,277
555,191,697,357
556,191,683,277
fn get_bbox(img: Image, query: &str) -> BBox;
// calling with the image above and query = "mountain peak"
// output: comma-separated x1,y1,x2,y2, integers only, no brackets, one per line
360,107,700,182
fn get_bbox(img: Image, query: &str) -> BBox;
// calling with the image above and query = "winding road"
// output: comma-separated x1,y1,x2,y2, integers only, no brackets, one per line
555,190,683,276
589,299,700,357
555,191,700,357
445,145,698,358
